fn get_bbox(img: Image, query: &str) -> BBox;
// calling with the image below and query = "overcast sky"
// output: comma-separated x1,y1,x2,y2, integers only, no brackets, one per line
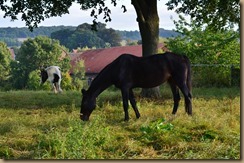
0,0,180,31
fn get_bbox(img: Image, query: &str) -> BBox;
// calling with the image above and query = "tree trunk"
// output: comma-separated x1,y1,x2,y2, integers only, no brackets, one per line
132,0,161,98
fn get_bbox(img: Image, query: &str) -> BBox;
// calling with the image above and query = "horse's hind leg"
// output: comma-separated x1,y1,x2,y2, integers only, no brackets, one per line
54,74,62,93
52,83,57,93
121,88,130,121
57,81,63,93
129,89,140,119
169,81,181,114
178,84,192,115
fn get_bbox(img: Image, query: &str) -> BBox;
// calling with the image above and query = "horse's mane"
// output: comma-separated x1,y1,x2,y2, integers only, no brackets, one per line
87,54,129,95
90,59,116,86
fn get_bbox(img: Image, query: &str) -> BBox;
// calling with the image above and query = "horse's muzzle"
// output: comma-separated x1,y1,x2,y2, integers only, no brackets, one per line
80,114,89,121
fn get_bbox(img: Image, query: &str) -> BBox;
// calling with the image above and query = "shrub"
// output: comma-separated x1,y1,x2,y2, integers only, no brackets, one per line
61,72,73,90
27,70,50,90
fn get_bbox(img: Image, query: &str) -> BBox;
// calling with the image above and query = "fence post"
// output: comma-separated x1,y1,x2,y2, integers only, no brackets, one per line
231,64,233,86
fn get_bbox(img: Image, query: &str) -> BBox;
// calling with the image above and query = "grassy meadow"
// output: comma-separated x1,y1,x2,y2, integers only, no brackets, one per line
0,85,240,159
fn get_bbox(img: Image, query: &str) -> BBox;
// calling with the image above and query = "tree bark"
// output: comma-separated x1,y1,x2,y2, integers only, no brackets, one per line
132,0,161,98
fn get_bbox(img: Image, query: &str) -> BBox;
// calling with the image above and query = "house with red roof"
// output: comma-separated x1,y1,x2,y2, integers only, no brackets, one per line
8,48,15,60
70,43,168,79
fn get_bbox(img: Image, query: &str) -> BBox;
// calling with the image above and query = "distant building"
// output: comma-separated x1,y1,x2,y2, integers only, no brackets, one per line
8,48,15,60
70,44,168,79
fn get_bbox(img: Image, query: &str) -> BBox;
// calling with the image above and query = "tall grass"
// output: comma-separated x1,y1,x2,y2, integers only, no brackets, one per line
0,86,240,159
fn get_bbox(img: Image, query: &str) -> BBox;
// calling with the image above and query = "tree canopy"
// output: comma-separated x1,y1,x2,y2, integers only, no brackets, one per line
0,42,12,84
167,16,240,65
51,22,122,50
0,0,240,31
166,0,240,31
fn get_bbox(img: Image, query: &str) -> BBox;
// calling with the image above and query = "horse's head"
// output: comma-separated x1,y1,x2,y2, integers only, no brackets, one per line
80,89,96,121
40,68,48,85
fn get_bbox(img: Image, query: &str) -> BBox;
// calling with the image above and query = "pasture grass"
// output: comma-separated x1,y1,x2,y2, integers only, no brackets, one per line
0,86,240,159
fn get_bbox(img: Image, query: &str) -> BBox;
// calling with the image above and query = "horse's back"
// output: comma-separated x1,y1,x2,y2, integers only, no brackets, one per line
117,52,189,64
116,52,188,72
45,66,62,82
46,66,61,75
45,66,60,71
162,52,191,74
162,52,190,65
110,53,166,88
113,52,190,88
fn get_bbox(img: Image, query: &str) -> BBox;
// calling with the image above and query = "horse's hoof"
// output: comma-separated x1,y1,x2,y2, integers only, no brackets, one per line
124,118,129,121
136,113,140,119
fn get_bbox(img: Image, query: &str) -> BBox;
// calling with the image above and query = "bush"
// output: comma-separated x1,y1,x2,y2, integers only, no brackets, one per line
27,70,50,90
166,16,240,87
27,70,85,91
61,72,73,90
190,64,240,87
71,60,86,91
191,65,231,87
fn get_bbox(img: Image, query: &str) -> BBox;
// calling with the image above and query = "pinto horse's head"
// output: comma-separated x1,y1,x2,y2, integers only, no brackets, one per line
80,89,96,121
40,68,48,85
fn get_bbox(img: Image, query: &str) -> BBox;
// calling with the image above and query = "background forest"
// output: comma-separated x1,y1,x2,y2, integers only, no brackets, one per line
0,19,240,91
0,23,179,48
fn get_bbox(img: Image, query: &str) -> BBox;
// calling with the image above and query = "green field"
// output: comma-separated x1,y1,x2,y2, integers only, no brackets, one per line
0,86,240,159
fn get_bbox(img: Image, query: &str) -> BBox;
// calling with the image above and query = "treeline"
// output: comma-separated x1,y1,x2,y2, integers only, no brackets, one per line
0,25,179,39
0,24,180,48
0,20,240,91
118,28,180,40
0,26,76,38
0,26,76,48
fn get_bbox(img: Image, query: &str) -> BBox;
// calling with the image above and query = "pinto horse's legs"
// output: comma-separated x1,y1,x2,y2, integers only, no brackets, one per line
56,81,63,93
129,89,140,119
54,83,60,93
168,80,181,114
51,83,58,93
121,88,130,121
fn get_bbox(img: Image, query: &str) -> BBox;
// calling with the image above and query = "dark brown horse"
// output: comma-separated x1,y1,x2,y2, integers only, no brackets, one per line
80,52,192,121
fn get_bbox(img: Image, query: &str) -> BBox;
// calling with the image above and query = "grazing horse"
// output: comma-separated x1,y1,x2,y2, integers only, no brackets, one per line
80,52,192,121
40,66,63,93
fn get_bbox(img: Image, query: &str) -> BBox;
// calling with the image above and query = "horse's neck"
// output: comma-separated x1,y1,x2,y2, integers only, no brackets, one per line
88,76,112,99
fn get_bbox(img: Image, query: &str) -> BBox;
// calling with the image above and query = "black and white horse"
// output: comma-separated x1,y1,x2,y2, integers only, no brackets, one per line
40,66,63,93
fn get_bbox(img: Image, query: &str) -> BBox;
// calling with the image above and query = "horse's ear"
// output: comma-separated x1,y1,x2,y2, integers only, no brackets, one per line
81,89,87,95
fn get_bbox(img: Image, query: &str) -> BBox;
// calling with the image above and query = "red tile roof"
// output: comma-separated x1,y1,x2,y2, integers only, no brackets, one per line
70,44,168,75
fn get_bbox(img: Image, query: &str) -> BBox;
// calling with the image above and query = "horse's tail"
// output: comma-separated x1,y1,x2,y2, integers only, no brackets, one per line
183,55,192,97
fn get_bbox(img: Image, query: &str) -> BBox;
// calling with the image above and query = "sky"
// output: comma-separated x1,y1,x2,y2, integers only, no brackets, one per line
0,0,180,31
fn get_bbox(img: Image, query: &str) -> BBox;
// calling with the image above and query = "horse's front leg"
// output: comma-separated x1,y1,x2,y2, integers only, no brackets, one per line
169,81,181,114
121,88,129,121
129,89,140,119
